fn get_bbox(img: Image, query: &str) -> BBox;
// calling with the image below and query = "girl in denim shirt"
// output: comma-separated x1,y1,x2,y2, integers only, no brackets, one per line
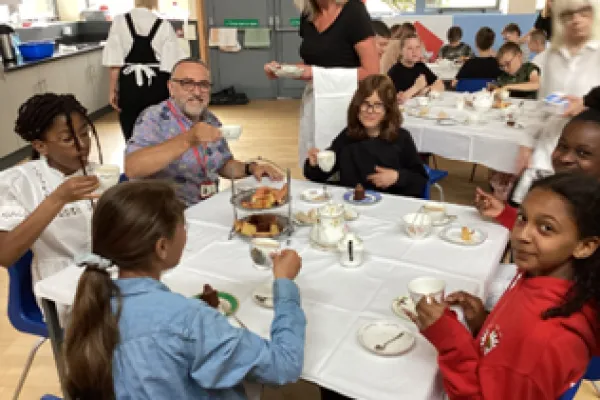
63,181,306,399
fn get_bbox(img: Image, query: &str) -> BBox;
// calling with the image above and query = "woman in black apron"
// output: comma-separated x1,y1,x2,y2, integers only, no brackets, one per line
117,13,170,141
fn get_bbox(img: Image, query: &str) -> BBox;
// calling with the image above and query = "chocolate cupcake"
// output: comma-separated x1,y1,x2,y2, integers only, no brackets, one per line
354,184,366,201
199,284,219,308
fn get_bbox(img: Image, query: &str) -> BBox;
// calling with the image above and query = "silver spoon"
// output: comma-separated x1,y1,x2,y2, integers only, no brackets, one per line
375,332,405,351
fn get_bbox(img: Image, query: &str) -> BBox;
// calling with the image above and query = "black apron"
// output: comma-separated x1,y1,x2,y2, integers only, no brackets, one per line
118,13,170,141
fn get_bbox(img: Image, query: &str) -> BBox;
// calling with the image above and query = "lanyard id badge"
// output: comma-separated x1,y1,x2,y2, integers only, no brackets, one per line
167,100,217,200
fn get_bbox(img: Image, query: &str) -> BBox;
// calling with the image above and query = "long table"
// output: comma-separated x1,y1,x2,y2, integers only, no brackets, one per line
403,92,544,174
35,179,510,399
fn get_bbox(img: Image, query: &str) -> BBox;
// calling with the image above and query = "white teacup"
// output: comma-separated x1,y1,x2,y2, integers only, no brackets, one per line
317,150,336,172
250,238,281,270
94,164,120,194
423,202,446,224
416,97,429,107
220,125,242,140
408,277,446,305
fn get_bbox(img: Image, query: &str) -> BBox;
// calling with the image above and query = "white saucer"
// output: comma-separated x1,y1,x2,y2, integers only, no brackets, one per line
439,225,487,246
301,188,332,203
357,320,415,356
431,215,457,227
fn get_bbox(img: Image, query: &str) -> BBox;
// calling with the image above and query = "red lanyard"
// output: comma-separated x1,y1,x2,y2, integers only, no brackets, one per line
166,100,209,175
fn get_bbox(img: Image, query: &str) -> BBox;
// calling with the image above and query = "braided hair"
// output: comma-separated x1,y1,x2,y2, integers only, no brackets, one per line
529,173,600,320
14,93,103,171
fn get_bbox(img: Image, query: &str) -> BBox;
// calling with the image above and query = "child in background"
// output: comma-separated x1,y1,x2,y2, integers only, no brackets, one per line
496,42,541,99
388,34,445,103
63,181,306,399
371,20,391,61
529,29,548,70
380,22,417,74
502,23,531,60
438,26,474,62
413,172,600,399
453,27,502,86
476,108,600,230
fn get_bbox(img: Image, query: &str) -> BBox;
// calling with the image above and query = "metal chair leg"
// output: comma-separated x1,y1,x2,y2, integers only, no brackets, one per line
433,183,445,203
469,164,477,182
12,337,47,400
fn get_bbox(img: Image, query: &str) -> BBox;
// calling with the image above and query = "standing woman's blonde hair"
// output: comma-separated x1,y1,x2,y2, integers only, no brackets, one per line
294,0,349,21
551,0,600,49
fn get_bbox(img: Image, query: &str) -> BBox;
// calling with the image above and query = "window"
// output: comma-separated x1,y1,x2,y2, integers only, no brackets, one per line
536,0,546,10
425,0,498,9
0,0,57,23
377,0,416,13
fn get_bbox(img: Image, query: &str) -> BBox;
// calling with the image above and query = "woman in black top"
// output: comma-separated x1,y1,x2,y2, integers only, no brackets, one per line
264,0,378,79
264,0,379,167
304,74,427,198
453,27,502,87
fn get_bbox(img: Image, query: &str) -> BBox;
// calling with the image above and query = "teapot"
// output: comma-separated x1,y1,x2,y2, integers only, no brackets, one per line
310,203,346,247
472,89,494,113
337,232,364,267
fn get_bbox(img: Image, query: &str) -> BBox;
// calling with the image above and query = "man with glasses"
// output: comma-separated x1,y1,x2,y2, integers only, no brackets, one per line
125,58,282,206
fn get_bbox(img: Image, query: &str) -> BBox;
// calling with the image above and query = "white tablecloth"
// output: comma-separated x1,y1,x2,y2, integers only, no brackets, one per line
426,63,460,81
35,179,510,400
403,92,543,174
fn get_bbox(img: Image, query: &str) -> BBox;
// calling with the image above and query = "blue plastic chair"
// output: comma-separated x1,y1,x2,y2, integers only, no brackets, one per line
40,396,62,400
119,173,129,183
455,78,495,93
7,250,50,399
559,356,600,399
423,164,449,200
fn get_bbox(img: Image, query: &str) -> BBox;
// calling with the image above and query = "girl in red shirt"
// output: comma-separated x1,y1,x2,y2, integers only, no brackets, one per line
411,173,600,400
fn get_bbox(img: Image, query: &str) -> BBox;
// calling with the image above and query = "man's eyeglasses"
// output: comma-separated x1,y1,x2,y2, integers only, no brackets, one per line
172,78,212,92
560,5,593,23
359,101,385,113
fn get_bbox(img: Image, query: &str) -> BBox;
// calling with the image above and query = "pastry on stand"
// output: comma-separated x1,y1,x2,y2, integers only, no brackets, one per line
354,184,366,201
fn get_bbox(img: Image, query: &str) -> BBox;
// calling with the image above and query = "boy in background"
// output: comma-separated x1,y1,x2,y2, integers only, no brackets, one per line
502,23,531,61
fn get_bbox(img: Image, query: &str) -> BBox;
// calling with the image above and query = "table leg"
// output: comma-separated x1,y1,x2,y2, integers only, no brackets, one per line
41,298,71,400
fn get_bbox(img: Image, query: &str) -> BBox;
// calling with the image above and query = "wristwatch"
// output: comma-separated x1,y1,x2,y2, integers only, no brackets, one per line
245,162,256,176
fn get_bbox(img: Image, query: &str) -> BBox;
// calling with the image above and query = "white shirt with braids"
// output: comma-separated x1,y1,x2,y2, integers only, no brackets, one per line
0,157,94,283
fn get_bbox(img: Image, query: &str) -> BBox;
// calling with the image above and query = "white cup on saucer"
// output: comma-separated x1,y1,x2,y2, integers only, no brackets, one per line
93,164,120,195
317,150,336,172
423,202,447,224
408,277,446,305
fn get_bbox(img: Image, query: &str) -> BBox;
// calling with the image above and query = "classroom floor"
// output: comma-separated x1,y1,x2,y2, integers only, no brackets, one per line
0,100,597,399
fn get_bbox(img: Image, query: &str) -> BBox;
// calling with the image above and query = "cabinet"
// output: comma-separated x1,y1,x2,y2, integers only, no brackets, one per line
0,49,110,159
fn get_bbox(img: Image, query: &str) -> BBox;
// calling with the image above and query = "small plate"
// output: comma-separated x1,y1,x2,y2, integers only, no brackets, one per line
301,188,332,203
194,291,239,316
357,321,415,356
292,210,317,227
391,296,416,322
343,190,382,206
273,65,304,78
252,282,274,308
439,225,487,246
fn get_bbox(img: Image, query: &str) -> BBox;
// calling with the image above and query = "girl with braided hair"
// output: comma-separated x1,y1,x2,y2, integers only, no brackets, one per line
0,93,103,286
411,172,600,400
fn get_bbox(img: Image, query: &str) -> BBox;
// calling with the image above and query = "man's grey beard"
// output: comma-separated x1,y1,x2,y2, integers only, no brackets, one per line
173,97,207,122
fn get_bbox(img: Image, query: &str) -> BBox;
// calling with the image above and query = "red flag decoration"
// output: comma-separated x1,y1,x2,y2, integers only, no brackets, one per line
414,21,443,61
